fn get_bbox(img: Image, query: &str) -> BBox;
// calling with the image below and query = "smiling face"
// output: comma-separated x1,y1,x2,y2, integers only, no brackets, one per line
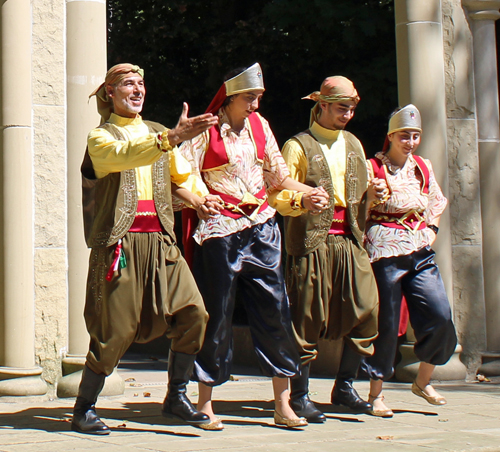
227,89,264,120
387,129,421,161
317,100,357,130
107,74,146,118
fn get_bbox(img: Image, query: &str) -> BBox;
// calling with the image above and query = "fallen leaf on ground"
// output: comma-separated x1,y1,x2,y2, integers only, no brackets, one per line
125,378,136,382
376,436,394,441
476,374,491,382
143,392,151,397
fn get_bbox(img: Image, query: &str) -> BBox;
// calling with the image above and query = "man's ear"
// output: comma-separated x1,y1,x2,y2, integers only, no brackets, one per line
319,101,328,113
106,85,114,99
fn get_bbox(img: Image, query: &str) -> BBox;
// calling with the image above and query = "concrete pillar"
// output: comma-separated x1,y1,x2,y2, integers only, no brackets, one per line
0,0,47,396
463,0,500,376
394,0,466,381
58,0,123,397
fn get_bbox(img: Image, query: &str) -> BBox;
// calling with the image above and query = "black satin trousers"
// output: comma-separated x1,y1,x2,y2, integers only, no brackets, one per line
191,217,300,386
362,246,457,381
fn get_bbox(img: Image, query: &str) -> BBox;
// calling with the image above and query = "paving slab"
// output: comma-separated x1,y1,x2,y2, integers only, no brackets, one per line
1,357,499,452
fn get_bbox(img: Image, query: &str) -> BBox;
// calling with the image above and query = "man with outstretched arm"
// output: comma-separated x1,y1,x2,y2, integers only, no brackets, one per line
73,63,220,435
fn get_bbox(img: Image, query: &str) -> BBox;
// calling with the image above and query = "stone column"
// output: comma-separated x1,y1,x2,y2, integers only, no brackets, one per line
464,0,500,376
58,0,123,397
394,0,466,381
0,0,47,396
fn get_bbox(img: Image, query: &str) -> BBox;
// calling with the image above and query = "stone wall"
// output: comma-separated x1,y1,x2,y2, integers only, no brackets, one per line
443,0,487,378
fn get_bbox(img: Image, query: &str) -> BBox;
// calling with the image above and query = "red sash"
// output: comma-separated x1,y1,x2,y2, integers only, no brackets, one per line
129,200,163,232
328,207,351,235
209,187,268,219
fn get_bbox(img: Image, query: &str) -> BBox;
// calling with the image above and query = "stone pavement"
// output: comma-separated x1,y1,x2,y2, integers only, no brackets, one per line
1,356,500,452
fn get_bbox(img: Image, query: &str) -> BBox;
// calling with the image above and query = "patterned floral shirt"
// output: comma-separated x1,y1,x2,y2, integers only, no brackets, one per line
179,109,289,244
364,152,447,262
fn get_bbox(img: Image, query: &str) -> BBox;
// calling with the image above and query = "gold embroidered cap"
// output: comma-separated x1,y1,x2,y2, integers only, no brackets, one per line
388,104,422,135
225,63,265,96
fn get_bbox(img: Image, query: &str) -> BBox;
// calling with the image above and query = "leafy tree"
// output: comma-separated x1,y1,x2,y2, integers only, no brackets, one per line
107,0,397,155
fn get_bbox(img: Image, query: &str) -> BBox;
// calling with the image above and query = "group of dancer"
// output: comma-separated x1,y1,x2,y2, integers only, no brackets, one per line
72,62,457,435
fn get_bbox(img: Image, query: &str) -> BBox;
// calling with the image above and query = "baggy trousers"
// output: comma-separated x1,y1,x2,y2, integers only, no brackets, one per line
286,234,379,364
192,217,300,386
84,232,208,376
362,246,457,381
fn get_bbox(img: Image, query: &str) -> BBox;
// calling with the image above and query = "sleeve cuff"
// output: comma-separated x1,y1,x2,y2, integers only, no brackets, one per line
291,192,305,210
157,130,173,152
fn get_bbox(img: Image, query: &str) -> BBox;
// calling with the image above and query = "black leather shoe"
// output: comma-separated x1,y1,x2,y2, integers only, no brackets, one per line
162,393,209,424
290,395,326,423
71,404,110,435
331,381,372,413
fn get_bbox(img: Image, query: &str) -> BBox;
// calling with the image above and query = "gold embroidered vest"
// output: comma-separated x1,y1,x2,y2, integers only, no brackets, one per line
284,130,367,256
81,120,175,248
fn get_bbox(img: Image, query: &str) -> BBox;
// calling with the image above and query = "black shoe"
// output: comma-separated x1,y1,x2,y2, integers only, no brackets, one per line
331,381,372,413
162,393,209,424
71,404,110,435
71,366,110,435
290,395,326,423
162,350,209,425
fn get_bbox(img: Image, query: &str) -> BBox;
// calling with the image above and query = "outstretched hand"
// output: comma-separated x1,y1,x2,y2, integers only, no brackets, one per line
168,103,219,147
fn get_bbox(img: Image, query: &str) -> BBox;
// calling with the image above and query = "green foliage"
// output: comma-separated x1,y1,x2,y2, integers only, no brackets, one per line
107,0,397,155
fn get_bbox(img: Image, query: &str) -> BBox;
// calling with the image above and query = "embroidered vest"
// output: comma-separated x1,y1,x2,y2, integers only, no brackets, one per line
202,112,266,170
284,130,367,256
368,154,430,195
81,120,175,248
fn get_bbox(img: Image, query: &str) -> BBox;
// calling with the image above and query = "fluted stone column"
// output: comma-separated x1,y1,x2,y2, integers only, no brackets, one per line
394,0,466,381
58,0,123,397
0,0,47,396
464,0,500,376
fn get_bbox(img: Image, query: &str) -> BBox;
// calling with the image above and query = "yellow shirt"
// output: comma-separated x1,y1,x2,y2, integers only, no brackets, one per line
87,113,198,200
270,121,348,216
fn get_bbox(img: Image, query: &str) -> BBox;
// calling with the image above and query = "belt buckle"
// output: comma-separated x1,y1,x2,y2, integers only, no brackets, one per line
396,210,424,234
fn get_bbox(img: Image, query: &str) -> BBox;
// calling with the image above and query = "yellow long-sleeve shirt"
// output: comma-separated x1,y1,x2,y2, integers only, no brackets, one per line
87,113,205,200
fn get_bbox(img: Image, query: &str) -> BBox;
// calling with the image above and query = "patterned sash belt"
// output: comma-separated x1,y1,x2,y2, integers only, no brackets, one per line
328,206,352,235
209,187,268,220
129,200,163,232
370,209,426,233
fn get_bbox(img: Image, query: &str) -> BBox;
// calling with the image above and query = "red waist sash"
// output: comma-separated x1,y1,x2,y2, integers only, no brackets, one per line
129,200,163,232
370,210,426,232
209,187,268,219
328,207,351,235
